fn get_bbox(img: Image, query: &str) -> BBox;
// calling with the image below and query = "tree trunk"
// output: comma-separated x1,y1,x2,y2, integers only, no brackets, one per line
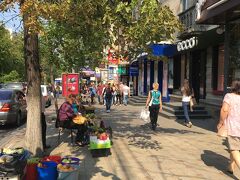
22,1,43,156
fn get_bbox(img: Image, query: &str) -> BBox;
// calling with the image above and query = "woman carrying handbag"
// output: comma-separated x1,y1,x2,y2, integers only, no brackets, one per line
181,79,193,128
217,79,240,175
145,83,162,131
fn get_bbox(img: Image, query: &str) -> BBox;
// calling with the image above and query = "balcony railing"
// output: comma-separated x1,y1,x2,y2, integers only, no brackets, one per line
178,6,209,34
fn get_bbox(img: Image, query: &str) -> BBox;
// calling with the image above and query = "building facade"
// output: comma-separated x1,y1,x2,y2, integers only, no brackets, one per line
168,0,228,105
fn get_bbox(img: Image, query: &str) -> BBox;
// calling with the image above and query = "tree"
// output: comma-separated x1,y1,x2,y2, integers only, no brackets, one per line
0,25,25,82
0,0,108,156
0,0,71,156
0,0,181,156
103,0,182,59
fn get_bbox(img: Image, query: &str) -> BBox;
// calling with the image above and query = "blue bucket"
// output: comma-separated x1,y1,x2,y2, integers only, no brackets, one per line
58,165,80,180
37,161,58,180
61,157,80,165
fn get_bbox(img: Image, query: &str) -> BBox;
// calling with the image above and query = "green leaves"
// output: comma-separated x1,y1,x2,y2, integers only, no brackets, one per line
0,25,24,82
103,0,182,59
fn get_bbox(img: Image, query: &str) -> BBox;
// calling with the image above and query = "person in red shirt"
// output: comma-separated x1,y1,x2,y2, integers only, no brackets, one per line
97,82,104,104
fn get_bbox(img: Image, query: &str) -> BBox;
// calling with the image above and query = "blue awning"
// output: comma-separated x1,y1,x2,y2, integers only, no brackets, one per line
151,44,177,57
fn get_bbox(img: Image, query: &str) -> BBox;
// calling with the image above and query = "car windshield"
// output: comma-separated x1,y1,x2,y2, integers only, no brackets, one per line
41,87,45,93
5,83,22,89
0,91,12,100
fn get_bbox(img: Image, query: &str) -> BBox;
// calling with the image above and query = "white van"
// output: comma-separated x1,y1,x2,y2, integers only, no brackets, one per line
41,85,52,107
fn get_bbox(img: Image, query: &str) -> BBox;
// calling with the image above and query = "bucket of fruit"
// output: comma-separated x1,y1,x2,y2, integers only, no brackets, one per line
42,156,62,164
25,158,40,180
57,164,80,180
61,157,80,165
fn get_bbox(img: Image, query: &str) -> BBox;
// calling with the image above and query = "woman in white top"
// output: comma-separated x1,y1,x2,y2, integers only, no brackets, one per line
181,79,193,128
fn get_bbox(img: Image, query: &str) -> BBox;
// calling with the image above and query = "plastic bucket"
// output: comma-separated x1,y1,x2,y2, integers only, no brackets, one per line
37,161,58,180
25,157,40,180
25,163,38,180
57,165,80,180
42,156,62,164
61,157,80,165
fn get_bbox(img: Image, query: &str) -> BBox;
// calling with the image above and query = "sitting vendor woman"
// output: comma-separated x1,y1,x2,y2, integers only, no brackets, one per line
58,94,87,145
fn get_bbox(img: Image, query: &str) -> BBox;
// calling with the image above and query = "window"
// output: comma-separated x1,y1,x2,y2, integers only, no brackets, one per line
0,91,12,100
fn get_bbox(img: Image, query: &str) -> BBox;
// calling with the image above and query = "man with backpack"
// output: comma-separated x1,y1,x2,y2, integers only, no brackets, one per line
103,83,113,113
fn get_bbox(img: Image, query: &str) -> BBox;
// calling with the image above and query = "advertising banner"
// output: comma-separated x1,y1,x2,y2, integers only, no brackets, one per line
62,73,79,97
108,49,118,65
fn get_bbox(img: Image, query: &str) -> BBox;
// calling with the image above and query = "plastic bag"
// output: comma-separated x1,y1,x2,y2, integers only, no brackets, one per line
140,109,150,122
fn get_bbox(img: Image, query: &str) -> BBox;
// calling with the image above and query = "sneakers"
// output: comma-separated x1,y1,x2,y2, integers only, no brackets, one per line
106,110,110,113
184,122,192,128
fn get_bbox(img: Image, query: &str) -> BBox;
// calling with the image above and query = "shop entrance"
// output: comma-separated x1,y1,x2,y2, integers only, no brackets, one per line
173,55,181,90
190,50,206,102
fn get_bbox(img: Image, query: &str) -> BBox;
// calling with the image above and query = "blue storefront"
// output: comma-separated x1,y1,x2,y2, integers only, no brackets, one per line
132,43,176,102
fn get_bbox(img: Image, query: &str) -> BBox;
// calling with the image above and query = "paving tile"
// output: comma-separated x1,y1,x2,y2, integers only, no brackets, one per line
0,103,239,179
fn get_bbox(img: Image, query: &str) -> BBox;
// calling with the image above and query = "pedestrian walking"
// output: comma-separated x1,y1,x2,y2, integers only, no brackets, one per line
89,84,96,104
181,79,193,128
217,79,240,174
55,84,60,99
96,82,103,104
116,84,121,105
122,82,130,106
145,83,162,130
102,83,108,105
103,83,113,113
41,95,50,149
119,82,124,105
112,84,117,105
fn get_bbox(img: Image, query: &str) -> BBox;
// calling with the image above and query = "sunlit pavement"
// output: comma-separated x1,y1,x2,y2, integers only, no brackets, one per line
0,101,239,179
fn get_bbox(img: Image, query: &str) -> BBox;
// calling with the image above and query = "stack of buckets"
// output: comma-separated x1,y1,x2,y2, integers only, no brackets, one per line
25,156,80,180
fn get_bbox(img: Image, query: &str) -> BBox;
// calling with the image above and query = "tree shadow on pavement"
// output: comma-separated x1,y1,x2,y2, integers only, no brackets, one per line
201,150,238,180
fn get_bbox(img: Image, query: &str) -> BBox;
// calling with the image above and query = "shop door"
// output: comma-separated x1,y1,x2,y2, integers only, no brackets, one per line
190,50,206,102
173,55,181,90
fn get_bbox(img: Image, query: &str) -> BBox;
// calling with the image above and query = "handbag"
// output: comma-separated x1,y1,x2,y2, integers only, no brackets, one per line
190,97,197,112
140,108,150,122
217,123,228,137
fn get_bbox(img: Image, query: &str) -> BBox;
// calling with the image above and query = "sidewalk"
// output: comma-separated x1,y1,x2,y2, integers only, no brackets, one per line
0,102,239,180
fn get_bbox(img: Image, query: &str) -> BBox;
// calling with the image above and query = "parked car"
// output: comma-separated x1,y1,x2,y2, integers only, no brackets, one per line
41,85,52,107
0,89,27,126
3,82,26,91
0,84,4,89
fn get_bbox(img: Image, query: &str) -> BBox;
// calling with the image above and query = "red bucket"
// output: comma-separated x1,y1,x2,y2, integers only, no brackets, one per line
42,156,61,164
25,163,38,180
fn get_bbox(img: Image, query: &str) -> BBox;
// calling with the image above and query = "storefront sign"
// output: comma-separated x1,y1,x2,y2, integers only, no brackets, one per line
129,67,139,76
108,49,118,65
177,37,198,52
62,73,79,96
118,66,127,75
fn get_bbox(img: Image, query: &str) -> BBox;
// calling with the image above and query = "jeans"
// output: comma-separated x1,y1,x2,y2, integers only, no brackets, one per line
105,97,112,110
149,104,160,128
123,95,129,105
56,91,60,98
116,95,121,104
112,95,116,105
182,102,190,123
98,95,101,103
